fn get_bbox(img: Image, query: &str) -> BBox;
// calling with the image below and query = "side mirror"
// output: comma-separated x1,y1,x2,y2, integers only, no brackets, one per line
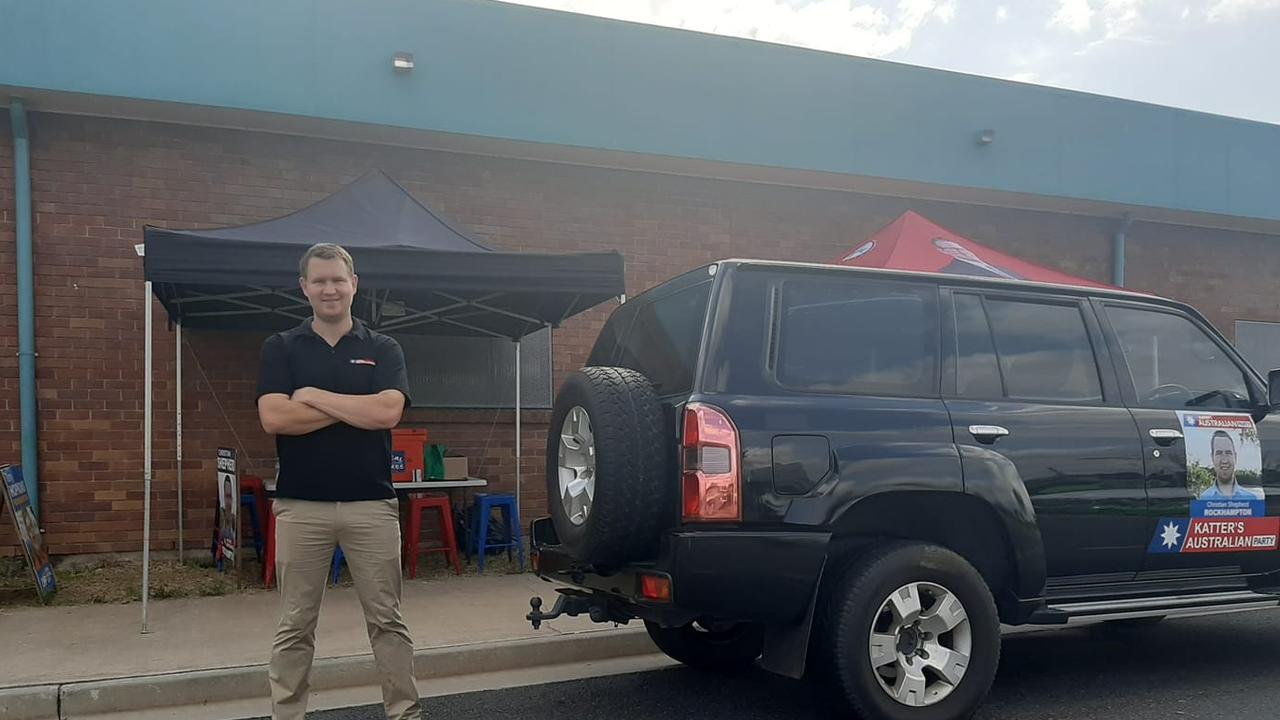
1269,368,1280,409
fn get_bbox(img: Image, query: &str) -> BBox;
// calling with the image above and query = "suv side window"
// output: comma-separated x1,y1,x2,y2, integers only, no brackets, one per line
965,297,1104,404
1105,305,1252,410
952,294,1003,398
614,281,712,396
775,278,938,396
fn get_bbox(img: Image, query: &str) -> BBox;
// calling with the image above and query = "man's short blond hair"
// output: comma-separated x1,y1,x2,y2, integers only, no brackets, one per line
299,243,355,279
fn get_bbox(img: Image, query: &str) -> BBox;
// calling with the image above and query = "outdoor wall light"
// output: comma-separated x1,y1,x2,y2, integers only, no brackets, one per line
976,128,996,145
393,52,414,72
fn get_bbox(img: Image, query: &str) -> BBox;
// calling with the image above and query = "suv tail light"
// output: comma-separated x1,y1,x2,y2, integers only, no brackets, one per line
681,403,741,522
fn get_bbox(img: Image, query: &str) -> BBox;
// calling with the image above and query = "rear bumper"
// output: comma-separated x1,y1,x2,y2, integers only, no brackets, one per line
530,517,830,624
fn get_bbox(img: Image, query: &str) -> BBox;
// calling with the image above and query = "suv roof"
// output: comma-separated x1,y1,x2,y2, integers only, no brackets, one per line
626,258,1167,308
612,258,1197,318
714,257,1164,302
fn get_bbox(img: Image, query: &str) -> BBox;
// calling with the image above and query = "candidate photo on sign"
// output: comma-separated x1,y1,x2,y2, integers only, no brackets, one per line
1197,429,1262,500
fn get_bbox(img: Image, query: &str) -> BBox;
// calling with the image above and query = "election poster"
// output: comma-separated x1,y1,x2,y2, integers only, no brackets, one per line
1149,412,1276,555
1,464,57,603
1180,411,1265,516
217,448,238,567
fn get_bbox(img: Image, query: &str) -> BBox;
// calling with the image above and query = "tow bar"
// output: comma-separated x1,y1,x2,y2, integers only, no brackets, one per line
527,590,632,629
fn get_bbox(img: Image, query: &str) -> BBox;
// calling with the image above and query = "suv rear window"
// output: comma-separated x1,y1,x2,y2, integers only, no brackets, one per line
775,278,938,396
613,281,712,396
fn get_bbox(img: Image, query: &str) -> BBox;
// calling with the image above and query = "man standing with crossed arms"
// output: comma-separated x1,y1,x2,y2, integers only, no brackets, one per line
257,243,421,720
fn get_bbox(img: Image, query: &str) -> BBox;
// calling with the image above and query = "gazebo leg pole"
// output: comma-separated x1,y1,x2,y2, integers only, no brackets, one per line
176,321,183,564
142,281,153,633
514,339,521,521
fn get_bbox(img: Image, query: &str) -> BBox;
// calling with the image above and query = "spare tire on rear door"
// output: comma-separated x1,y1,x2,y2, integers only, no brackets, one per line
546,366,668,567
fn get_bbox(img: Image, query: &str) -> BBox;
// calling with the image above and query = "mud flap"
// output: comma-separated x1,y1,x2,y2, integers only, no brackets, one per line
760,559,825,679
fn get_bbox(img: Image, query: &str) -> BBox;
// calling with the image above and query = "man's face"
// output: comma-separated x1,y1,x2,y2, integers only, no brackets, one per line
1212,435,1237,484
933,238,982,264
300,257,358,322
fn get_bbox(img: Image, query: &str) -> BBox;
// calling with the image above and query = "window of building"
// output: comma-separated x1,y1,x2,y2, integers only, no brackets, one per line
1234,320,1280,377
396,327,553,409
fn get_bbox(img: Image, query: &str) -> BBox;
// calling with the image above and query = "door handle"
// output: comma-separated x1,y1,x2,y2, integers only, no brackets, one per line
1149,428,1184,446
968,425,1010,443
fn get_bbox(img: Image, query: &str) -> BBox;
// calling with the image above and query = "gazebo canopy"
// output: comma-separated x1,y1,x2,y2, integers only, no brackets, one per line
143,169,625,339
832,211,1114,289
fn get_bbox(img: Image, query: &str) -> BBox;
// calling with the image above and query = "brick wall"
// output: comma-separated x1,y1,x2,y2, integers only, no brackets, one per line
1,112,1279,556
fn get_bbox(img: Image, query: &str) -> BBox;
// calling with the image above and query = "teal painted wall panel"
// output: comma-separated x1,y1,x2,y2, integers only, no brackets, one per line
3,0,1278,221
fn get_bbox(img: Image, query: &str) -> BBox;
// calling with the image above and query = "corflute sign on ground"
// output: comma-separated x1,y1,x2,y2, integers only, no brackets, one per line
1,465,57,602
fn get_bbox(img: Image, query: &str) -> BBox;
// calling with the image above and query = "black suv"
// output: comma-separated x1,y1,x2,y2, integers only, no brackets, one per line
526,260,1280,720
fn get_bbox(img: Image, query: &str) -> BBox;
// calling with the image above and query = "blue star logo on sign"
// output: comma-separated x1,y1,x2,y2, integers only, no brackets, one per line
1148,518,1190,554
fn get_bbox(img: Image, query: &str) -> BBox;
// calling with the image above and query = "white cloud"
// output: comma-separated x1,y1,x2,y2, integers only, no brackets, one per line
1205,0,1280,21
936,0,958,23
1008,71,1040,82
1098,0,1145,39
995,5,1010,22
1049,0,1152,39
1050,0,1094,33
500,0,959,58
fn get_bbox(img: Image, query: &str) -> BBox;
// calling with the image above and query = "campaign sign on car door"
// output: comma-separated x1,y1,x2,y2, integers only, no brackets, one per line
1149,412,1275,554
1179,412,1265,518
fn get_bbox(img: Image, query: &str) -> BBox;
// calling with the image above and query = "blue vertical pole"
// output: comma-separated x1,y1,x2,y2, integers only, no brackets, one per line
11,99,39,517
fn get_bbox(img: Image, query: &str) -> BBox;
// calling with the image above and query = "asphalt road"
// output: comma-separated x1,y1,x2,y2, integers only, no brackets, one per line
294,609,1280,719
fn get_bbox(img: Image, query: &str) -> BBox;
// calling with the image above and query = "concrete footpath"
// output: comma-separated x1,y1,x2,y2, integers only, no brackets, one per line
0,573,668,720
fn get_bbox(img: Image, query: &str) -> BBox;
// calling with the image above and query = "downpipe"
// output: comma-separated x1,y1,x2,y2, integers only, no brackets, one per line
10,99,40,517
1113,213,1133,288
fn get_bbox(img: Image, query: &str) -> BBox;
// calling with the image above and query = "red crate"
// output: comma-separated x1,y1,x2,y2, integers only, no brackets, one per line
391,428,430,483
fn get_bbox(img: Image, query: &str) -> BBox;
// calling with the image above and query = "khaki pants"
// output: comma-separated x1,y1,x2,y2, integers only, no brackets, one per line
269,498,421,720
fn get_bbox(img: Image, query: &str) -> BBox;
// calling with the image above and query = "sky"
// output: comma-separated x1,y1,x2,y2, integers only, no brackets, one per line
498,0,1280,126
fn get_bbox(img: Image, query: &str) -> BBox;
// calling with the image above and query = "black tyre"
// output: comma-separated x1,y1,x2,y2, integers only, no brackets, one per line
546,366,667,567
645,620,765,672
816,542,1001,720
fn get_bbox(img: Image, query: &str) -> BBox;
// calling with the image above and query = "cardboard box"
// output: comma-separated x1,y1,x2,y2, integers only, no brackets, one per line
443,456,468,480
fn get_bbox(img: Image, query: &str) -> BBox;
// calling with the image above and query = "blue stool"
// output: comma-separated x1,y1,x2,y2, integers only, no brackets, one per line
466,493,525,574
330,547,345,585
240,493,264,561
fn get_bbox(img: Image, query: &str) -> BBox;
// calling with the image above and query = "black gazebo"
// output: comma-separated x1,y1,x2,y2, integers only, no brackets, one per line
136,169,624,629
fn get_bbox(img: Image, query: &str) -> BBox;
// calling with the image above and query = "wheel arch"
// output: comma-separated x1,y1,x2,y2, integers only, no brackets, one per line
825,490,1042,618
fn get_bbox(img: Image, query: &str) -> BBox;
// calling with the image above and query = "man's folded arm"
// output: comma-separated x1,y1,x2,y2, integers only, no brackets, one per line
257,393,339,435
294,389,405,431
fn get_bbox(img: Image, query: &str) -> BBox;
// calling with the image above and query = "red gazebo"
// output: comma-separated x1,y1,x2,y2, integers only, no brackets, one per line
832,211,1114,289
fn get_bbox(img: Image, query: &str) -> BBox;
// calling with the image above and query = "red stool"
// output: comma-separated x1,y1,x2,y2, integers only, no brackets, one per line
404,494,461,577
240,474,274,586
240,474,268,545
240,474,267,507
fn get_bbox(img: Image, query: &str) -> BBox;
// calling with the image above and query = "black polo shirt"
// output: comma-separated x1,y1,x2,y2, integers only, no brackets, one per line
256,318,412,502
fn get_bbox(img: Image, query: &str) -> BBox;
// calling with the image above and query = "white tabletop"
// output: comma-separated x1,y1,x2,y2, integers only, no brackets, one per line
264,477,487,493
393,478,488,490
